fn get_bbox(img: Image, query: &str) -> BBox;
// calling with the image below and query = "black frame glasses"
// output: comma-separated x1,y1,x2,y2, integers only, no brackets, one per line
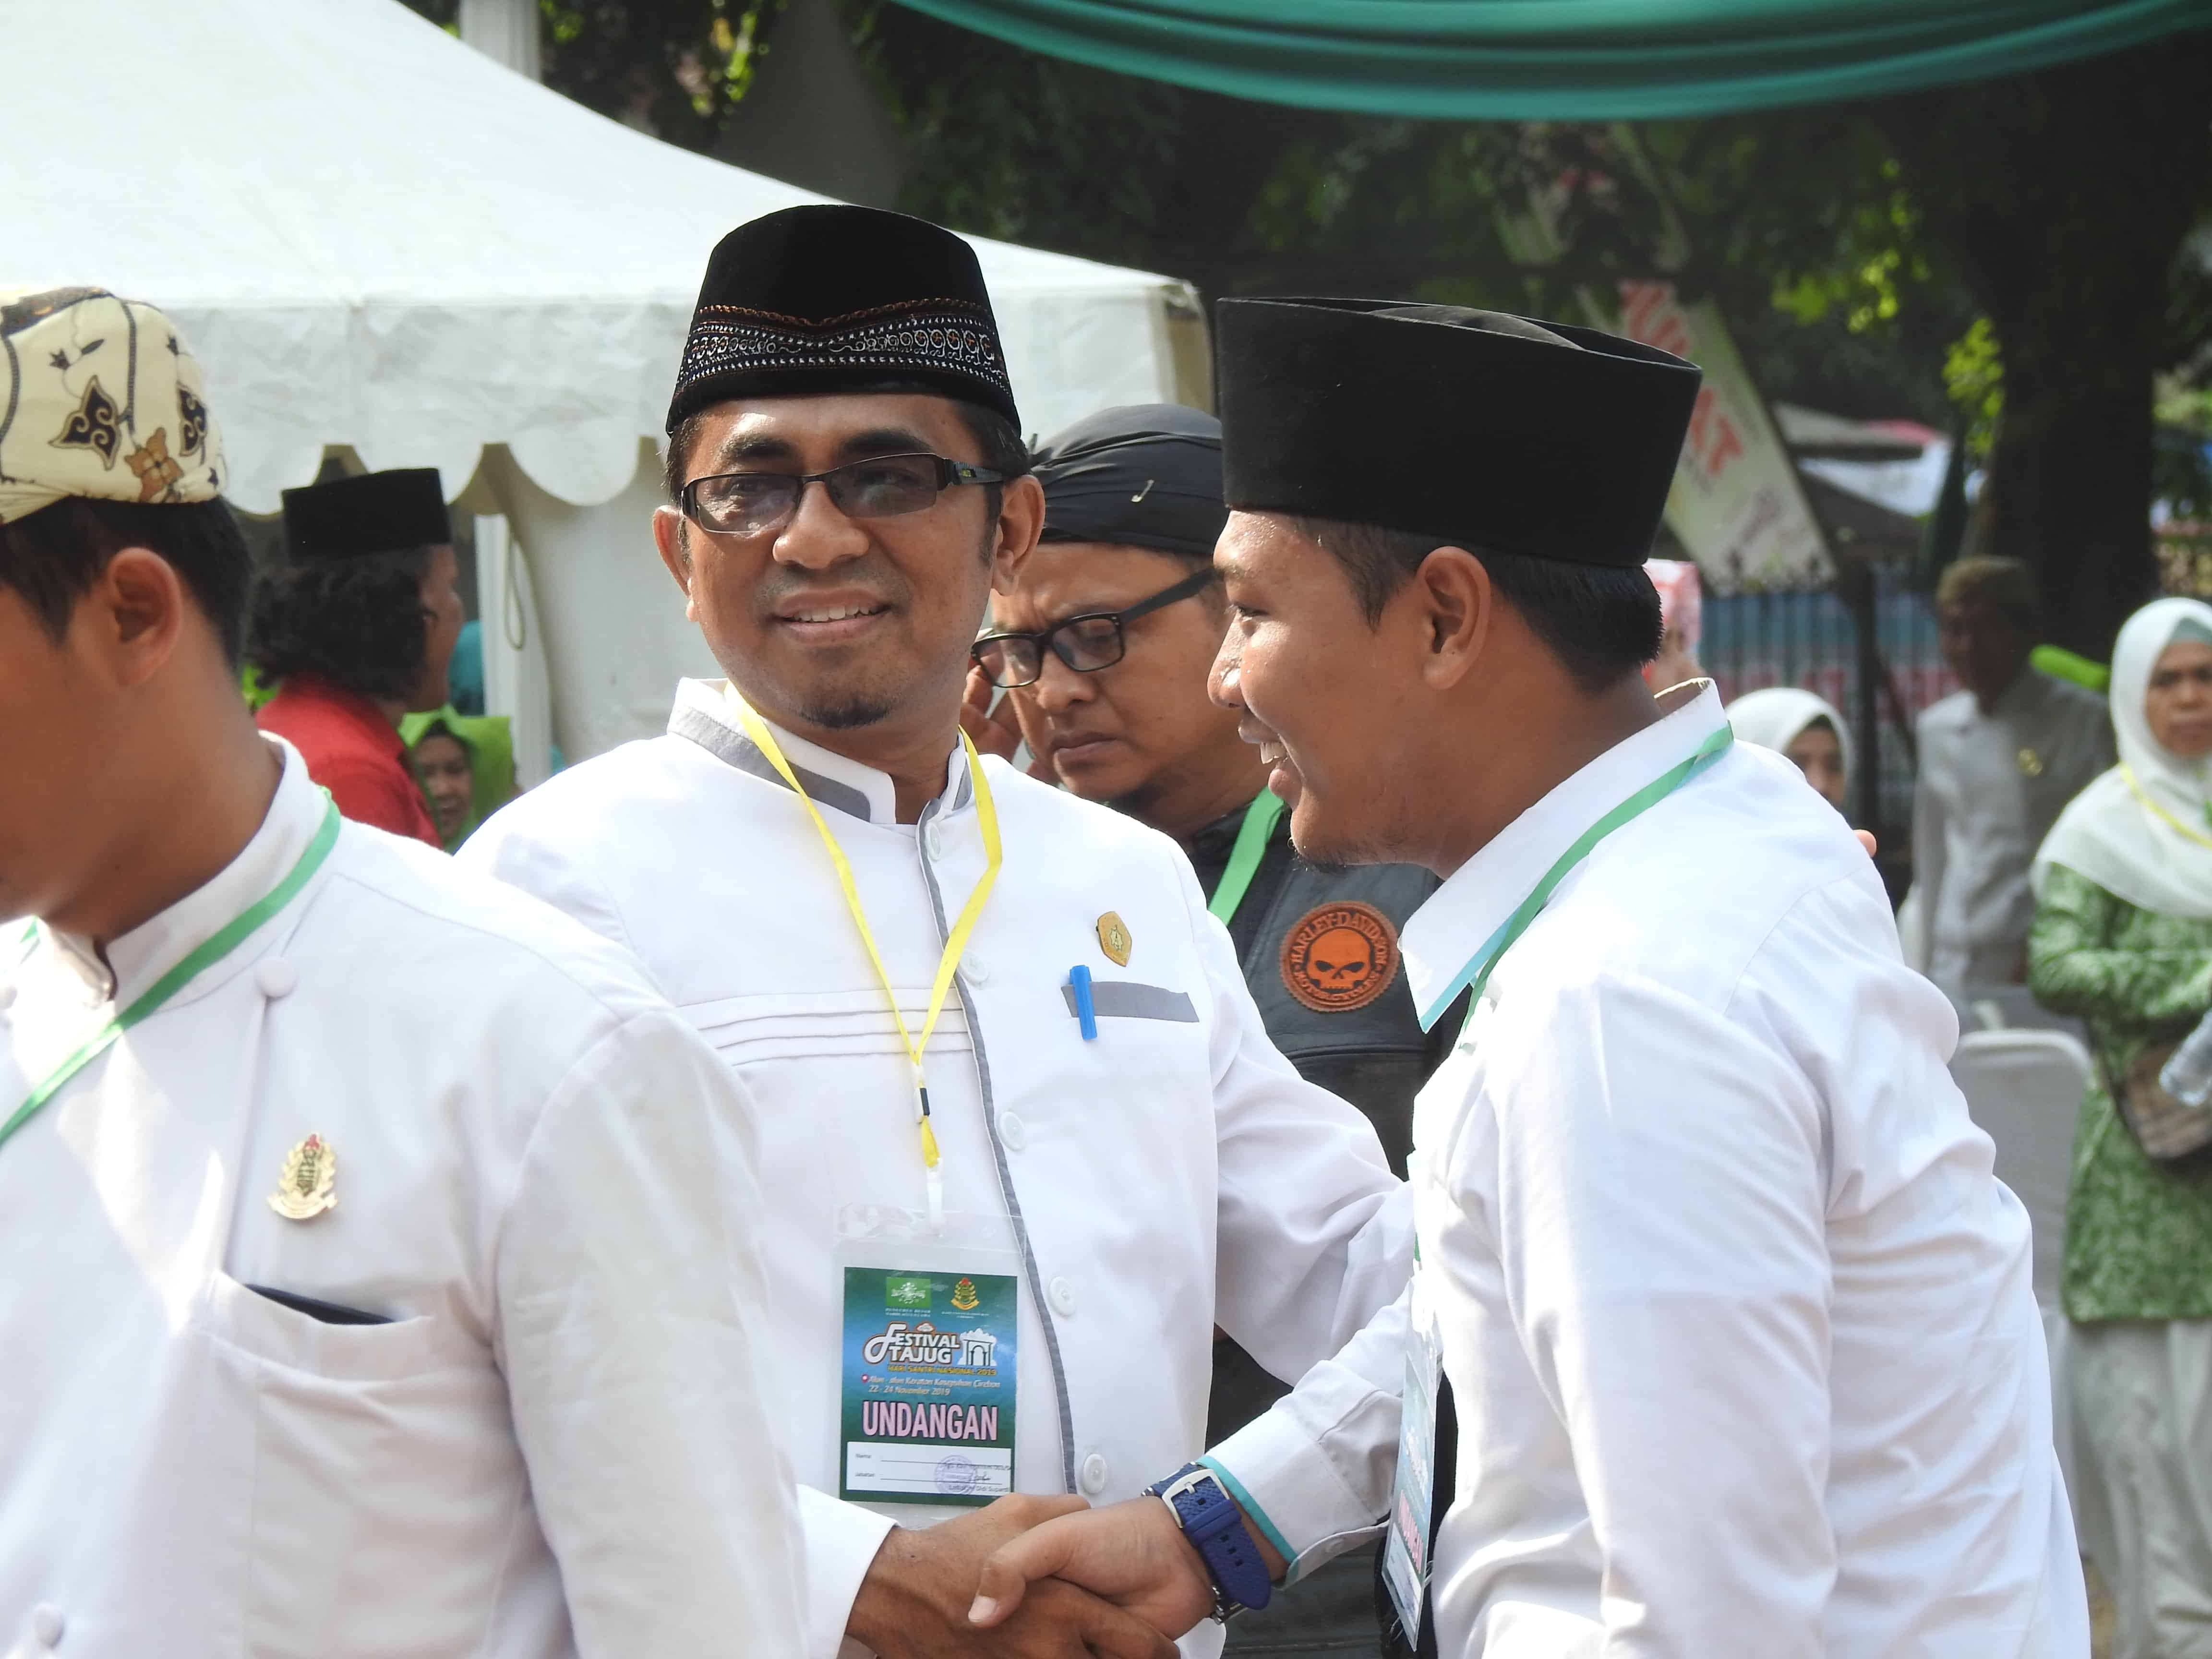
680,451,1008,539
971,566,1220,688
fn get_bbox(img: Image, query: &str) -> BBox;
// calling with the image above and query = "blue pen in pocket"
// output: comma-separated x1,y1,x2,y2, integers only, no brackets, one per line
1069,963,1098,1040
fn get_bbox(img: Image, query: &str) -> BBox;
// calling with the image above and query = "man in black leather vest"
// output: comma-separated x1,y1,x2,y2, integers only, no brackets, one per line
962,404,1453,1659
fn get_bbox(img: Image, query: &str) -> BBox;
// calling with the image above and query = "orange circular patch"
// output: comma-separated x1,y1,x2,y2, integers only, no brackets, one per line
1279,901,1400,1014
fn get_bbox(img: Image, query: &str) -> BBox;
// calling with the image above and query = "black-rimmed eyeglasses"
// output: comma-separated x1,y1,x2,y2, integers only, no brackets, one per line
680,452,1008,540
970,566,1220,688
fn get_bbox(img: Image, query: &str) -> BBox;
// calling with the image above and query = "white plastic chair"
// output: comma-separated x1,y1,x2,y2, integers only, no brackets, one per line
1950,1026,2092,1516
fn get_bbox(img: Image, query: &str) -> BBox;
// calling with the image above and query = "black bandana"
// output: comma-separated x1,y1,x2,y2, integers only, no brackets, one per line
1034,404,1226,559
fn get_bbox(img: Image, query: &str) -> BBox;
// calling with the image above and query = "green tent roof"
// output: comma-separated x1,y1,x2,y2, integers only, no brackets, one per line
887,0,2212,118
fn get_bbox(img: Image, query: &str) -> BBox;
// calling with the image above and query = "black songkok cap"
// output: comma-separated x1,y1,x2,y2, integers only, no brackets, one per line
1216,298,1700,569
280,468,450,563
1034,404,1226,560
667,205,1017,433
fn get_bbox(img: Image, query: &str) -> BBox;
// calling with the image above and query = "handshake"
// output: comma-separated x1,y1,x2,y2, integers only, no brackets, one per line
849,1489,1288,1659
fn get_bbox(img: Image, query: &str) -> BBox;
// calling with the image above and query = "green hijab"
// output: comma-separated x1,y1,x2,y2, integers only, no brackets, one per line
398,707,517,850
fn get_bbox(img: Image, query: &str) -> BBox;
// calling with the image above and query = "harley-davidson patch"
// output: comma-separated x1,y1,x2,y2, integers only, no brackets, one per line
1279,901,1399,1014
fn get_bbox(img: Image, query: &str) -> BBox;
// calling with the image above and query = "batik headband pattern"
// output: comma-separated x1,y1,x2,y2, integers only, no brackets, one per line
0,287,225,525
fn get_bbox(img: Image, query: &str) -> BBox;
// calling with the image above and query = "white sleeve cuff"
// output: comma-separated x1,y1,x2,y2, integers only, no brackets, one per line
1202,1357,1398,1584
797,1485,896,1659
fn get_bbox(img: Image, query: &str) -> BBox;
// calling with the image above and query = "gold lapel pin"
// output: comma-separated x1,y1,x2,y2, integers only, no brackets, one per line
1096,912,1132,967
269,1133,337,1221
2017,747,2045,778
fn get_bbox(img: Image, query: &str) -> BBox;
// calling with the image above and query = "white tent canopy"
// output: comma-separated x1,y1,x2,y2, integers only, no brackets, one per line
12,0,1201,764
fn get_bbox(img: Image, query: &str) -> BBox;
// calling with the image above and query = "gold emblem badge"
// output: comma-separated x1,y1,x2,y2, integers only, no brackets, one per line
1096,912,1132,966
951,1276,981,1312
2018,747,2045,778
268,1133,337,1221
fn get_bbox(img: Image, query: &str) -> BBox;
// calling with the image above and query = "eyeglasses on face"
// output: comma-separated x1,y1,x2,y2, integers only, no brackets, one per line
679,451,1007,539
970,565,1220,689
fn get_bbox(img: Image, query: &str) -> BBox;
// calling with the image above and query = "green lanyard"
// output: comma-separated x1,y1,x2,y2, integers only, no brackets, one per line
1206,790,1286,926
0,798,341,1154
1422,724,1734,1030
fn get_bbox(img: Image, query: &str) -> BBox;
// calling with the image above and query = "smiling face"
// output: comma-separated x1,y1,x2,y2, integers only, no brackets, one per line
2145,637,2212,759
1207,511,1428,866
653,392,1038,748
989,540,1257,835
411,730,473,841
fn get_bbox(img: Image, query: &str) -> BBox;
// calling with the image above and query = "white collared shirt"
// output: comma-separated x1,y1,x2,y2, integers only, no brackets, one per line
1213,683,2087,1656
0,743,804,1658
461,680,1411,1659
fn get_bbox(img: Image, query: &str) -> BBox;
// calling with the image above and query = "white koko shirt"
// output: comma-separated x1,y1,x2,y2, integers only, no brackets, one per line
1212,683,2088,1657
0,744,804,1659
462,681,1411,1659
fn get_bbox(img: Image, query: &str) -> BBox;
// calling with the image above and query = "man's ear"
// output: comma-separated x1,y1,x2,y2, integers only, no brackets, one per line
651,506,697,617
95,548,190,689
990,474,1046,595
1413,545,1491,692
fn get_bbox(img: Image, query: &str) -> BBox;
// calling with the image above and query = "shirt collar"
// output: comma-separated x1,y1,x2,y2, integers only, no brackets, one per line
663,678,972,826
278,674,406,759
42,737,328,1008
1402,680,1726,1028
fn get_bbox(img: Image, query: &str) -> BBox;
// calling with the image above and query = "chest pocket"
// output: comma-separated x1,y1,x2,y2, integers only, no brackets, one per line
185,1272,517,1653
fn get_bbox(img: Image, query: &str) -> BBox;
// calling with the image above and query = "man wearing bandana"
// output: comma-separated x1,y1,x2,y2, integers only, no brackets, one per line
0,288,804,1656
968,301,2088,1657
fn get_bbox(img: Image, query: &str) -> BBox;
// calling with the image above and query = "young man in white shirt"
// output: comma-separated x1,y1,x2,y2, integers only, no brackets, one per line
461,208,1409,1659
968,300,2089,1656
0,289,804,1658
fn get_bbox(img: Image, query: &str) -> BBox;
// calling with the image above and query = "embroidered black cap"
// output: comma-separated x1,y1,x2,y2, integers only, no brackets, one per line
1215,298,1701,569
667,205,1018,433
280,468,450,563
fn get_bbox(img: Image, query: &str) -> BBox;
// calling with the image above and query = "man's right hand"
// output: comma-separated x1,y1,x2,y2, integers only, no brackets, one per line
848,1495,1178,1659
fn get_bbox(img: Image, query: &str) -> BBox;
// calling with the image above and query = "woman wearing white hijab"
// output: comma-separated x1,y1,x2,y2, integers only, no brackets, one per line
1726,686,1851,812
2028,596,2212,1659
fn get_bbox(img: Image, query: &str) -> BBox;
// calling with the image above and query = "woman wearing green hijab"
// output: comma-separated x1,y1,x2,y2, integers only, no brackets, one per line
401,707,517,850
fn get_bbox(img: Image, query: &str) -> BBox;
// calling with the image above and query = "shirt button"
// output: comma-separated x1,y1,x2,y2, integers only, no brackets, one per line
1048,1276,1076,1317
1080,1454,1109,1495
961,952,989,984
31,1603,63,1646
256,960,298,1000
923,821,946,860
998,1112,1026,1151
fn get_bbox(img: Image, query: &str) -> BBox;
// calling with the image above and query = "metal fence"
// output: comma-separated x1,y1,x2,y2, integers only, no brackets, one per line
1701,565,1956,881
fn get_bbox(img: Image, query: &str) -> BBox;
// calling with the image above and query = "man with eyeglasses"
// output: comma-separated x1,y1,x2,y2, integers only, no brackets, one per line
462,206,1409,1659
963,404,1453,1659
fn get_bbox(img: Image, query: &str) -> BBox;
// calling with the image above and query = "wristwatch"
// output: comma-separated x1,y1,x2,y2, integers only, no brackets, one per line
1144,1462,1274,1620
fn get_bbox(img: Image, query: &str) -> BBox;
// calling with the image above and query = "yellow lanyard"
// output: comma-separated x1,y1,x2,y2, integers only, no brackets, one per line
729,697,1003,1226
2123,763,2212,852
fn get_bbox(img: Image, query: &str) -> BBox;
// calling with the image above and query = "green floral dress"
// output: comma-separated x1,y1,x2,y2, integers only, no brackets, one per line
2027,862,2212,1321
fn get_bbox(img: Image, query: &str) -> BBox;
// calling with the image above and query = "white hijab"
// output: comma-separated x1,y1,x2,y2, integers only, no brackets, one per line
1725,687,1854,780
2032,596,2212,920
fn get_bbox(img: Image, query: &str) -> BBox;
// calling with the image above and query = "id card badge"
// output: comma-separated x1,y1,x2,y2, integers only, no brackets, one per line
1381,1270,1444,1647
836,1205,1020,1508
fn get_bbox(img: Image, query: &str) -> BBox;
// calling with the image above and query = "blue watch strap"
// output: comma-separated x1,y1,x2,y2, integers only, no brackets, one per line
1145,1462,1274,1616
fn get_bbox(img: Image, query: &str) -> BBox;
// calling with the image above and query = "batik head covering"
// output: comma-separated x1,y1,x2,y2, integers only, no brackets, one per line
0,287,224,525
667,205,1018,432
1726,686,1854,781
1214,298,1699,568
1034,404,1225,559
2033,598,2212,920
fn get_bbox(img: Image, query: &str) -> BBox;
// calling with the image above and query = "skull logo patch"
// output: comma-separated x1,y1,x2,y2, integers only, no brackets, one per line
1279,901,1400,1013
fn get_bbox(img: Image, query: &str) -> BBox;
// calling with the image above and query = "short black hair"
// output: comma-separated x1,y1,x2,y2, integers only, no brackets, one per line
247,548,432,702
1292,516,1661,694
0,496,253,666
663,387,1032,526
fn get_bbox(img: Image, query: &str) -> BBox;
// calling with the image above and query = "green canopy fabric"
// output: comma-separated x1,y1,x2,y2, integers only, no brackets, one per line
885,0,2211,118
